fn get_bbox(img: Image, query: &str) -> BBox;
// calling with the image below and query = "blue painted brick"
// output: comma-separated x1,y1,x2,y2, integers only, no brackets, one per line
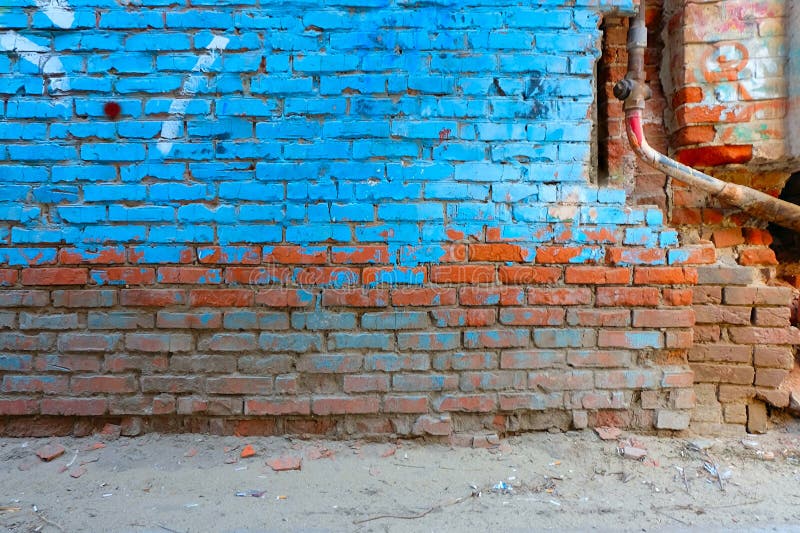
177,204,236,223
56,206,107,224
109,205,175,222
81,143,146,162
146,99,211,115
129,245,192,264
148,226,215,243
218,225,282,244
0,248,58,266
149,184,215,202
83,185,147,202
362,312,429,330
125,33,191,51
82,225,147,244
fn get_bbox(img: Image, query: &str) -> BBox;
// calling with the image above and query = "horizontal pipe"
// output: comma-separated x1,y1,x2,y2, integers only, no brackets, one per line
621,0,800,234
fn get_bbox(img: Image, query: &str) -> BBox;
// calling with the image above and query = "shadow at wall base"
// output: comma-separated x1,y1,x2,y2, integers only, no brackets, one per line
0,410,696,439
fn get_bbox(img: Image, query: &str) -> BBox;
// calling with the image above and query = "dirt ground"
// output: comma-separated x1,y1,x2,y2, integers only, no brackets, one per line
3,419,800,532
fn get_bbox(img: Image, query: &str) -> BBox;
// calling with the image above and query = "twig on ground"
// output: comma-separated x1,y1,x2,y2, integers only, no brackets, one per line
353,494,471,524
651,506,690,526
35,512,65,532
157,525,185,533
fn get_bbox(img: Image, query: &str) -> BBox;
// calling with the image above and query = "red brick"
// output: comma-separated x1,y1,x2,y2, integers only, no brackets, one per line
255,289,316,307
536,246,599,264
431,309,496,327
693,305,750,325
725,286,792,306
674,125,716,146
567,350,631,368
527,288,592,306
566,308,630,327
197,246,261,264
0,399,39,415
663,288,692,306
596,287,659,307
58,247,126,264
754,368,788,388
430,265,495,284
207,377,273,395
22,268,87,286
739,248,778,266
632,309,695,327
501,349,565,369
633,267,697,285
383,395,428,413
189,289,254,307
158,267,221,284
499,392,565,411
343,374,390,393
244,398,310,416
665,330,694,348
312,396,380,415
565,266,630,284
331,245,390,264
91,267,155,285
459,287,524,306
711,228,745,248
670,207,703,225
688,344,751,363
156,311,222,329
754,346,794,369
729,327,800,345
675,145,752,167
295,267,360,286
469,244,531,262
71,375,137,394
40,398,107,416
435,394,496,412
321,289,388,307
499,308,565,326
0,269,18,285
390,288,457,306
690,363,754,384
234,420,279,437
742,228,773,246
498,266,561,284
662,369,694,388
264,245,327,264
464,329,529,349
224,267,292,285
605,248,666,265
672,86,703,107
121,289,185,307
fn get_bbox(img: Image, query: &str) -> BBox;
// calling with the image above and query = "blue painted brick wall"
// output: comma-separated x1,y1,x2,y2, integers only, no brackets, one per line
0,0,640,257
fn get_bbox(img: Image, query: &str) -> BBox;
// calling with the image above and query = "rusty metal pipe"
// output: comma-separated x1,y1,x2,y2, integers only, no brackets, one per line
617,0,800,234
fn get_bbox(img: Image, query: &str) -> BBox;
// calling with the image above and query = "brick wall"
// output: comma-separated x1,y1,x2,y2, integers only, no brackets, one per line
2,0,794,438
602,0,800,433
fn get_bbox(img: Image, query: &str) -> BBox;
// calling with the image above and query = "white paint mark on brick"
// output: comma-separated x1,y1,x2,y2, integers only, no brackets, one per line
0,31,64,74
157,35,230,156
34,0,75,29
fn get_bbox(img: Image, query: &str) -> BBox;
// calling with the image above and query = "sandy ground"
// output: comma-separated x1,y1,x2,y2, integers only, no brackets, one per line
3,420,800,532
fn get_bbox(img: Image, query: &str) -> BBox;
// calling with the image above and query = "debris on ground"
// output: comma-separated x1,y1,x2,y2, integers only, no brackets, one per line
619,440,647,461
69,466,87,479
687,439,715,452
267,455,302,471
240,444,256,459
305,446,334,460
36,443,66,462
234,490,266,498
595,426,622,441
